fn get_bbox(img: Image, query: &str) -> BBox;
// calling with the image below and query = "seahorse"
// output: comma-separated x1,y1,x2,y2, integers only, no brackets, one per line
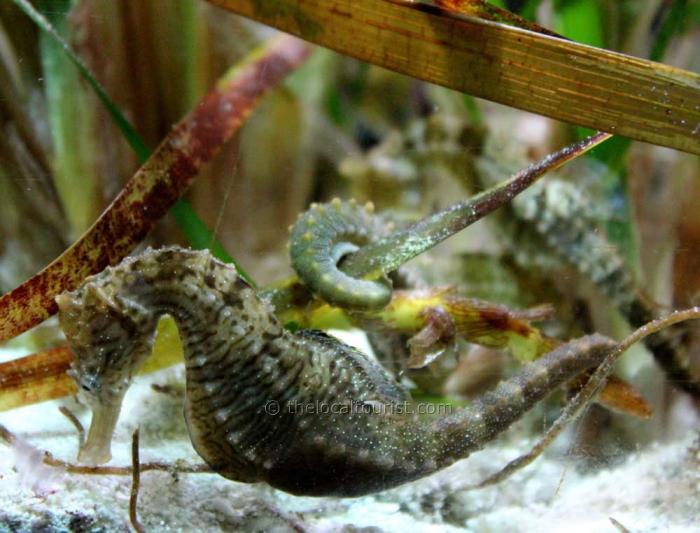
477,157,700,396
289,198,393,310
57,247,618,497
339,113,484,215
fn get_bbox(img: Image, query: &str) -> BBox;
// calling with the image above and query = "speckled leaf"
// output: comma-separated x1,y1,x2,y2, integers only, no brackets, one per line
0,35,312,341
206,0,700,155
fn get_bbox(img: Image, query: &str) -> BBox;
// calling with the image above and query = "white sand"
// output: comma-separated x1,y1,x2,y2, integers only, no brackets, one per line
1,359,698,532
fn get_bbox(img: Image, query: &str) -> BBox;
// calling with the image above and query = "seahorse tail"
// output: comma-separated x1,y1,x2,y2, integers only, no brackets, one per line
431,334,617,463
521,184,700,397
289,198,392,310
341,335,619,489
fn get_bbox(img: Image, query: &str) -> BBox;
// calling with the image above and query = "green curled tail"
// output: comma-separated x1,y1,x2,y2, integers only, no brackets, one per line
289,198,392,310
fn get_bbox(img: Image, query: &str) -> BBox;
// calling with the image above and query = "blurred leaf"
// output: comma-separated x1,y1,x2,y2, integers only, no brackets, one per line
13,0,150,161
36,0,101,236
518,0,542,21
650,0,689,63
0,346,73,411
0,35,311,341
15,0,251,275
206,0,700,155
553,0,604,46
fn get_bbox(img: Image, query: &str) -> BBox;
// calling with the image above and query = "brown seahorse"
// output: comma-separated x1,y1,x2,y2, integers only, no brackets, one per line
56,247,617,497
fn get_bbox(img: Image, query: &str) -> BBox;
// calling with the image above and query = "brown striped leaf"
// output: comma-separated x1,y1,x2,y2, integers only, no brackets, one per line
0,35,312,341
206,0,700,155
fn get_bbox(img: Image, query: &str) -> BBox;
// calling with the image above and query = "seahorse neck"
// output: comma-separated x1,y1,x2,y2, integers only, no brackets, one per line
115,248,271,367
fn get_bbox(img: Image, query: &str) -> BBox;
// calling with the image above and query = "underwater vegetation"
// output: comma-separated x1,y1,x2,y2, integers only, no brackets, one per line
0,0,699,531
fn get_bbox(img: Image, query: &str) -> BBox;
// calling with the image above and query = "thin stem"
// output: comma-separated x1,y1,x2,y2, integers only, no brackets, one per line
469,306,700,489
130,428,145,533
342,132,612,278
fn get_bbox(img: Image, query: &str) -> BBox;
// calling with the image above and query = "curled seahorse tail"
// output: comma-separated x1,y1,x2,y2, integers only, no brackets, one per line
289,198,392,310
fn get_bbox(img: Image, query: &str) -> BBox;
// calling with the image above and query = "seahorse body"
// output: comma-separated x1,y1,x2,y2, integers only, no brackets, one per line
479,159,700,396
289,198,392,310
57,247,616,497
509,179,636,311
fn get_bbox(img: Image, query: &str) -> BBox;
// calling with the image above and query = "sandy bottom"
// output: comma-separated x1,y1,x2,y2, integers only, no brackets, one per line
1,361,699,533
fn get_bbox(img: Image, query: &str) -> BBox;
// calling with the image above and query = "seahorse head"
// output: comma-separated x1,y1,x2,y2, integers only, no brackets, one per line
57,269,154,464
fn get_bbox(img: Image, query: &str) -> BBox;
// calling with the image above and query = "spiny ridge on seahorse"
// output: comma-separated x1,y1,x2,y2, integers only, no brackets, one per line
289,198,393,310
57,247,617,497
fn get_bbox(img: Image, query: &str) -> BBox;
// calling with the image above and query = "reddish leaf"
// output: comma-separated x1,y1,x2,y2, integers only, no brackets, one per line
0,36,312,341
434,0,562,38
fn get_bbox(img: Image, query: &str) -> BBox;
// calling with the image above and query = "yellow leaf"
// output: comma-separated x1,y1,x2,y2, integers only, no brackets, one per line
207,0,700,155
